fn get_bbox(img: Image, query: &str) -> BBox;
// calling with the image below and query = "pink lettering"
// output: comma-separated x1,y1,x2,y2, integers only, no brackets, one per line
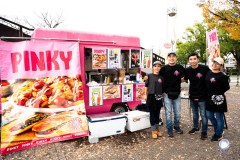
209,32,217,42
11,50,73,73
60,51,72,70
94,49,105,54
24,51,30,71
46,50,60,71
31,51,46,71
11,52,22,73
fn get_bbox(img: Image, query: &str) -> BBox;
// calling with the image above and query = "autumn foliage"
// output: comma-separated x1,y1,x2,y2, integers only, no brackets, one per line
202,0,240,40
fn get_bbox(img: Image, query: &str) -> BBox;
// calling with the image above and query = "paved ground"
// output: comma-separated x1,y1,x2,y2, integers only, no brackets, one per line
2,84,240,160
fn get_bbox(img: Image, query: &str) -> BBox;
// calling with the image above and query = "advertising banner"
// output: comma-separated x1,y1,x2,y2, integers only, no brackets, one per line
206,28,221,69
0,40,88,155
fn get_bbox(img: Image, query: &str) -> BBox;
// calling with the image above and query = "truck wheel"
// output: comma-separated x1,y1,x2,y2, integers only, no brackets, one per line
110,105,128,113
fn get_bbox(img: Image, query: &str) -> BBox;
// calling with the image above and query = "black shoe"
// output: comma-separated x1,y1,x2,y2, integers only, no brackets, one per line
188,128,199,134
168,132,174,137
200,132,208,140
174,126,183,134
167,129,174,137
211,134,223,141
159,118,163,126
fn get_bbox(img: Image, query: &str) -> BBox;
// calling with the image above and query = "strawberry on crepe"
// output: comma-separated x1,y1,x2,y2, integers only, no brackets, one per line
32,111,81,138
1,113,49,136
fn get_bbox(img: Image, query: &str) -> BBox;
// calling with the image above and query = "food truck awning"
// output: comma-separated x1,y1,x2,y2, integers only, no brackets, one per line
31,28,140,47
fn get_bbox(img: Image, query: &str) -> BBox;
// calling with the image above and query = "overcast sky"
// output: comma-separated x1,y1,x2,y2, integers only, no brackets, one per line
1,0,204,53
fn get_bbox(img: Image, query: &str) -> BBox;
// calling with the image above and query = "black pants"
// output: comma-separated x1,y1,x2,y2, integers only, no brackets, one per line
146,94,163,126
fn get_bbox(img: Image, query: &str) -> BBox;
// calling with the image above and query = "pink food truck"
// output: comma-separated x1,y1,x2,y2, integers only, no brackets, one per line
0,28,164,155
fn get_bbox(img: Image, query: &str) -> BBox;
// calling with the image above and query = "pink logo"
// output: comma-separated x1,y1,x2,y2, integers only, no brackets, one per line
174,70,180,76
69,117,82,130
158,78,162,83
196,73,203,78
210,78,216,83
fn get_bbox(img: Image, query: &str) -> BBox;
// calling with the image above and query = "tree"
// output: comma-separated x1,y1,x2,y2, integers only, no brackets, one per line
202,0,240,68
24,12,64,29
217,28,240,68
1,12,64,30
202,0,240,40
176,22,208,64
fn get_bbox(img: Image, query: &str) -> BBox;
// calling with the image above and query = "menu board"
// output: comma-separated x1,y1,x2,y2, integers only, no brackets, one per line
108,48,121,68
122,84,133,102
89,86,103,106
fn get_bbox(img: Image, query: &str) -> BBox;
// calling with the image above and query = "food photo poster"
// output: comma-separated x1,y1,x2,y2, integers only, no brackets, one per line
122,84,133,102
92,48,107,69
141,49,152,68
130,49,140,68
89,86,103,106
108,48,121,69
0,40,88,155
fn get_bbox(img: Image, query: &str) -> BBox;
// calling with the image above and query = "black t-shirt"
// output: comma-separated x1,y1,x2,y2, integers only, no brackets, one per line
145,73,163,95
159,64,185,93
205,71,230,95
205,71,230,112
184,64,210,101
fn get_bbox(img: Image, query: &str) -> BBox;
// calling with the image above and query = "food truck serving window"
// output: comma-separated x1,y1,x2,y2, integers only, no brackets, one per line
84,48,140,85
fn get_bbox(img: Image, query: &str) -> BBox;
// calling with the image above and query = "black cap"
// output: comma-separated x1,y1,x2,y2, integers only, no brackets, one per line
167,52,176,57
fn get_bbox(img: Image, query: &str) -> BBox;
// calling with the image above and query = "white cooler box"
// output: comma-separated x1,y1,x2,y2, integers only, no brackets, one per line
122,110,151,132
87,112,126,143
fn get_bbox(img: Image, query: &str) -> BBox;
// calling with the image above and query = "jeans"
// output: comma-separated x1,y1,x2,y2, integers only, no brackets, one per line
190,100,208,133
163,93,181,132
206,111,224,136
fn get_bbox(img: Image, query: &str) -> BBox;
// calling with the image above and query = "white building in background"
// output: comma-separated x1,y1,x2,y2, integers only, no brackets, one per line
224,53,237,68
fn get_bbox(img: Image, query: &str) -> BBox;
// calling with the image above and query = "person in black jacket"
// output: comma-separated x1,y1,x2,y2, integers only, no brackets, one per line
145,61,164,139
160,52,185,137
205,57,230,141
184,53,210,140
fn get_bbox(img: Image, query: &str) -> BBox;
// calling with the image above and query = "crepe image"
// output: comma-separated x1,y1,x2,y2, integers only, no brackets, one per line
1,131,38,143
136,88,146,100
32,111,87,138
92,53,107,69
103,85,120,99
1,113,50,136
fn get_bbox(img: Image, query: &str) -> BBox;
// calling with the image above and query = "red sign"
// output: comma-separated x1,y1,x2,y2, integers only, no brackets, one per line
163,42,172,49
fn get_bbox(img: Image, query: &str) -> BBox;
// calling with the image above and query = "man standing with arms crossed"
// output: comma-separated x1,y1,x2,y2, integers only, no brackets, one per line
160,52,185,137
183,52,210,140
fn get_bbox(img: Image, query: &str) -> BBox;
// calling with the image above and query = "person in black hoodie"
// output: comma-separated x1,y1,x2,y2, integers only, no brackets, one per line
160,52,185,137
183,53,210,140
205,57,230,141
145,61,164,139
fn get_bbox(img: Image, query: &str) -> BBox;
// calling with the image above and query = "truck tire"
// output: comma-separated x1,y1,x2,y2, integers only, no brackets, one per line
110,104,128,113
